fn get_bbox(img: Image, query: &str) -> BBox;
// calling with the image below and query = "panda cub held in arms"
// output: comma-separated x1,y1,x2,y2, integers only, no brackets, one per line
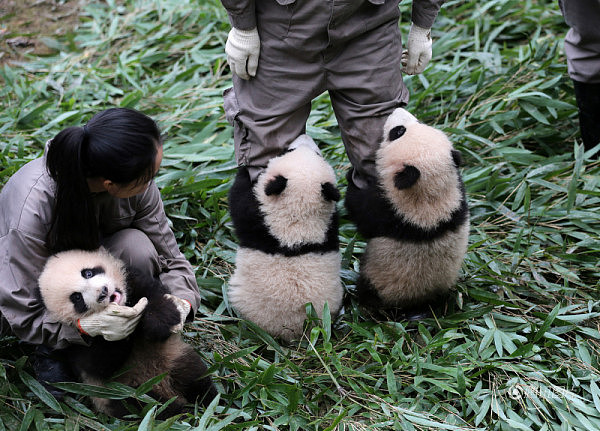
38,248,218,418
346,108,469,313
228,135,343,341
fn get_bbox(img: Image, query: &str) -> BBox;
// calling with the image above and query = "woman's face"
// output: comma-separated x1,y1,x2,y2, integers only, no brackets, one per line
106,144,163,198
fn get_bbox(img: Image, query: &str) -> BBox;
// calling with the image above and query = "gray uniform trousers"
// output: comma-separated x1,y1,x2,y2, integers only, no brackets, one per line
224,0,408,187
101,228,161,278
559,0,600,83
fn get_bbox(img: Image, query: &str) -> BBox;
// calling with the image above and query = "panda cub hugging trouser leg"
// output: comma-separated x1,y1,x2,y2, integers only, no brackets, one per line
345,108,470,315
228,135,343,342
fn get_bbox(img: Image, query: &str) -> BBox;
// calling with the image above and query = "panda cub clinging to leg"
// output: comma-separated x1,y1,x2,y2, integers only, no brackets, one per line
345,108,470,313
38,248,218,418
228,135,343,341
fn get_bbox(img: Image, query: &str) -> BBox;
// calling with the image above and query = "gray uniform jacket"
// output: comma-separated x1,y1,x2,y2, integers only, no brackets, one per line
221,0,444,30
0,156,201,349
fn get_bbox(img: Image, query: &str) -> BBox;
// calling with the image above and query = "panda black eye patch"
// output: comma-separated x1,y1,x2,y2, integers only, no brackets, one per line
70,292,89,314
81,266,105,279
389,125,406,141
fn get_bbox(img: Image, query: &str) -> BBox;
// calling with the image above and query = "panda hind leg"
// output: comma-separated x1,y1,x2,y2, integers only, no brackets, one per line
386,291,451,321
355,274,449,321
170,343,218,408
355,273,385,309
91,392,141,419
30,345,76,400
355,275,417,321
354,274,413,321
92,385,189,419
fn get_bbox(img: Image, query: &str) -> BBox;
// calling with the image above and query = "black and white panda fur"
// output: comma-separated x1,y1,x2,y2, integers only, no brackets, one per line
228,135,343,341
37,248,218,418
345,108,469,312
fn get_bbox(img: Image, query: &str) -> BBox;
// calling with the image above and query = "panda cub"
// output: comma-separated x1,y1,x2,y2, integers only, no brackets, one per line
38,248,218,418
228,135,343,341
346,108,469,312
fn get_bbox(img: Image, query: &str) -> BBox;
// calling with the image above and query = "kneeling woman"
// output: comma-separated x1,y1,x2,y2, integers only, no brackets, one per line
0,108,200,396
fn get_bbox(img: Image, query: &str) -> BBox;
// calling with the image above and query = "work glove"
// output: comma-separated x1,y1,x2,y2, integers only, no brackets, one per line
401,23,433,75
77,297,148,341
225,27,260,80
164,294,192,333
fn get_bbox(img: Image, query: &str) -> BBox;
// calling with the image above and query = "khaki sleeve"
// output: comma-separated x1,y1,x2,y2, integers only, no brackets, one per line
131,183,201,318
411,0,445,29
221,0,256,30
0,229,86,349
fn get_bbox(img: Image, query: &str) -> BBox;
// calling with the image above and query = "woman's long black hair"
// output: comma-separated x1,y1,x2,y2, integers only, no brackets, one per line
46,108,161,253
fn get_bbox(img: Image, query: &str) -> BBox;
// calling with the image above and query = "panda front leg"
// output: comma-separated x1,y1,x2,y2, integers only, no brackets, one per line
126,268,182,341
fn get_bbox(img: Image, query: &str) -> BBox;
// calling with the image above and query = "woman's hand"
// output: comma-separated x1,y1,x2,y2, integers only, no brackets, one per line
77,297,148,341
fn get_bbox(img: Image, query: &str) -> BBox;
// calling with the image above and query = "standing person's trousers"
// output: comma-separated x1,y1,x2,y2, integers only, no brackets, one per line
224,0,408,188
559,0,600,83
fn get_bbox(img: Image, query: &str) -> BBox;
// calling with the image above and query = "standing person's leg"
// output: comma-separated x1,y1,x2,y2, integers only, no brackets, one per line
327,1,408,188
225,0,331,256
225,0,329,182
559,0,600,151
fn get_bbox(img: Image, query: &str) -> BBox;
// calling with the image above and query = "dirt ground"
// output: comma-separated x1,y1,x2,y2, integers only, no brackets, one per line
0,0,80,64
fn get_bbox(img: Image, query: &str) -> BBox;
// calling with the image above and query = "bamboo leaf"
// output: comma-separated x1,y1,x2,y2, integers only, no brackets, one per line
18,370,63,414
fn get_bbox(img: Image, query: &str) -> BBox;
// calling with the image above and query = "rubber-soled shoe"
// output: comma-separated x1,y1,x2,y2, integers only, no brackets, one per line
573,80,600,151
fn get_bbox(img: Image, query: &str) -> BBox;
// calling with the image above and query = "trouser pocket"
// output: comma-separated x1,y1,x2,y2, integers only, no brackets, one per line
224,87,250,167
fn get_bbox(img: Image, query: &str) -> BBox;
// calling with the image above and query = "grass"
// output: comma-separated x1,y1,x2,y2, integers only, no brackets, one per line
1,0,599,429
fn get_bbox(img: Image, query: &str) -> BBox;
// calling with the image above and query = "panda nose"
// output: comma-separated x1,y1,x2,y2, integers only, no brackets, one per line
97,286,109,302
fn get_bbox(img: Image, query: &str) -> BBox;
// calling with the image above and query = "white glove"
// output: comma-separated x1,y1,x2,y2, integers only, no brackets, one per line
225,27,260,80
401,23,433,75
77,297,148,341
164,294,192,333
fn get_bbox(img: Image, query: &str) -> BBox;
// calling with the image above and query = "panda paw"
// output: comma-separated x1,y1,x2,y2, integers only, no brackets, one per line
138,295,181,341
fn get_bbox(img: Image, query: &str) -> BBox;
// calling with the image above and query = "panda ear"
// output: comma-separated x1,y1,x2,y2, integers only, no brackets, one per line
264,175,288,196
321,182,340,202
394,165,420,190
451,149,463,167
389,125,406,141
